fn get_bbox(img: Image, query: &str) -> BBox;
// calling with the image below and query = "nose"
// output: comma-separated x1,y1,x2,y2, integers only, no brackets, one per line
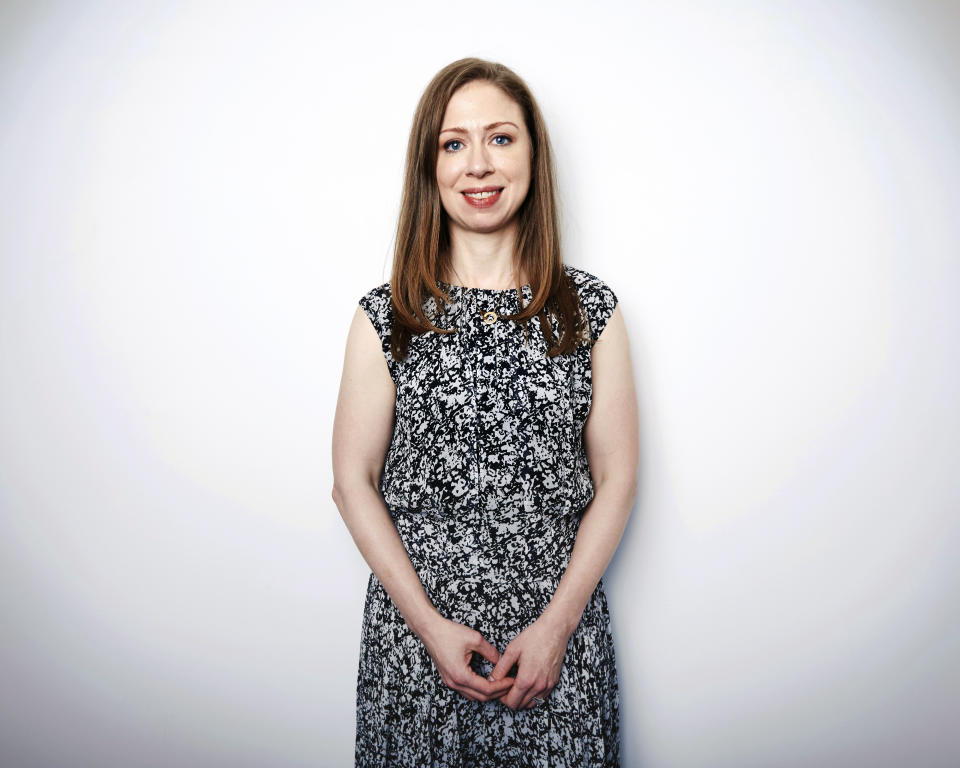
466,141,494,178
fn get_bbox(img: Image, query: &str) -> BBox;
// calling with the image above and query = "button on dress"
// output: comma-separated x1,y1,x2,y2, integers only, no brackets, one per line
355,264,621,767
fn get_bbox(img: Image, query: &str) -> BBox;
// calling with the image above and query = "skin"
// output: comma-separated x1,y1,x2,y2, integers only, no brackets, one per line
435,80,531,286
332,80,639,712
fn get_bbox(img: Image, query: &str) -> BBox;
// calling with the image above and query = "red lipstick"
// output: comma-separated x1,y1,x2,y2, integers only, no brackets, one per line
461,186,504,209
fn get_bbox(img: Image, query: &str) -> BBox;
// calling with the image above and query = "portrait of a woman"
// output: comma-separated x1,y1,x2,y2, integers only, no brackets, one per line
332,56,640,767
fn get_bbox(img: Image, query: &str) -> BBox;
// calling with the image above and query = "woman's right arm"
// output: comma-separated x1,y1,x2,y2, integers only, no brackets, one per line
331,305,514,703
331,305,441,637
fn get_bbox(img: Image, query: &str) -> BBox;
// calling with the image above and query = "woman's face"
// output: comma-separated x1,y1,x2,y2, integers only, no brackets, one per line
435,81,532,237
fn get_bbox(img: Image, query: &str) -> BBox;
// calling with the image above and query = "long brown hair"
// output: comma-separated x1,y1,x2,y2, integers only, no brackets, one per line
388,57,589,360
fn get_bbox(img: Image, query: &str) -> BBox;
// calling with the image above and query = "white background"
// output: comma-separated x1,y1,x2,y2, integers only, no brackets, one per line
1,1,958,766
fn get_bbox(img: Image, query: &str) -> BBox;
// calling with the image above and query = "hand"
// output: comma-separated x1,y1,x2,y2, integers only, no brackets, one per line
418,616,516,703
489,615,573,710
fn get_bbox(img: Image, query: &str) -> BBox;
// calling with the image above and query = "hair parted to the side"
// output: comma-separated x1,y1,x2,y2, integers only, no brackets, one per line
388,57,590,361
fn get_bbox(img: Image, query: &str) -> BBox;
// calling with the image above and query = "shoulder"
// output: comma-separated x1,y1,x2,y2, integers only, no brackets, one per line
563,264,617,299
562,264,619,341
359,281,392,317
358,281,393,342
359,280,391,308
563,264,617,313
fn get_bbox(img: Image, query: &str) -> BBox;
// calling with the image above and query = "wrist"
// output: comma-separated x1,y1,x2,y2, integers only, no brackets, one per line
539,602,582,637
406,606,445,641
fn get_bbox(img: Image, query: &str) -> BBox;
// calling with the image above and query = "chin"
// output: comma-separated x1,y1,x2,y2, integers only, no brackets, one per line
464,219,513,235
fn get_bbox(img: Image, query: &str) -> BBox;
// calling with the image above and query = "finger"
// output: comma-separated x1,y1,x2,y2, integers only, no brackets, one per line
459,683,508,702
442,674,479,702
457,668,515,701
450,644,516,700
489,676,516,698
455,687,479,702
447,673,501,703
440,666,493,702
503,677,535,711
485,670,515,688
522,687,548,710
522,687,547,709
471,635,503,666
489,645,519,682
495,680,517,703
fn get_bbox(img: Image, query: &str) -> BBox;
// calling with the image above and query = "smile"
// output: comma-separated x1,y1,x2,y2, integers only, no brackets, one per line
462,187,504,208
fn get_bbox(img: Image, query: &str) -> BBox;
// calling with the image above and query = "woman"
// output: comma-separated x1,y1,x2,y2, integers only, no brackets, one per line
332,57,639,767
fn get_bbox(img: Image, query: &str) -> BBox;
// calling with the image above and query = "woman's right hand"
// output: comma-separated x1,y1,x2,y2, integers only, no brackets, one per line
418,616,516,703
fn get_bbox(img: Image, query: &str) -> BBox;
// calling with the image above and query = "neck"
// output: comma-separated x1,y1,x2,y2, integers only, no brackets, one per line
443,221,525,289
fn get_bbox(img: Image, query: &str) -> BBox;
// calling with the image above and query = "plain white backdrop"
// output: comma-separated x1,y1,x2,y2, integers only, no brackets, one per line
1,1,958,766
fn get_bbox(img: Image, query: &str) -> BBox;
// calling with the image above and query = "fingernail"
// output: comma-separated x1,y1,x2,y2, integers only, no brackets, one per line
487,675,495,682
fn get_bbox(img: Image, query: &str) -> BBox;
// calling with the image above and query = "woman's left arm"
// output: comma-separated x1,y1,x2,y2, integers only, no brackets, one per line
492,304,640,709
542,303,640,631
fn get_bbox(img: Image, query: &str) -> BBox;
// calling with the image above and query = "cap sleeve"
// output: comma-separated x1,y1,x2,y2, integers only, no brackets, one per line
358,282,396,377
565,265,619,343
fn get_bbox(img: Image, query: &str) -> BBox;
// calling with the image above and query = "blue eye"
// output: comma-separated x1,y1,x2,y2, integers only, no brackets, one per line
442,135,512,153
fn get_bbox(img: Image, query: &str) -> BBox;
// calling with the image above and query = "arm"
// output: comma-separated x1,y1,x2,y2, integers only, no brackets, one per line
540,303,639,633
491,304,639,710
332,306,514,703
331,305,441,637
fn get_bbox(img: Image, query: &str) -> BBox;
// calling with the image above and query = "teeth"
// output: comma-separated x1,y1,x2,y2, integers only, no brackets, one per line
464,189,501,199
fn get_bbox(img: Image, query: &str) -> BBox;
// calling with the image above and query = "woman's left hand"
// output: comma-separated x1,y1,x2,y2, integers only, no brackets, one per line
487,614,573,710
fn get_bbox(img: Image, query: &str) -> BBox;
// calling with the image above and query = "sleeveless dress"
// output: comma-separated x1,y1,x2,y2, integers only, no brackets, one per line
355,264,621,767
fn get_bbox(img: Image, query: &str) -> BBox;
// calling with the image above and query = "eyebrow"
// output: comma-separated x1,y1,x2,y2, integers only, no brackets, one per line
439,121,519,135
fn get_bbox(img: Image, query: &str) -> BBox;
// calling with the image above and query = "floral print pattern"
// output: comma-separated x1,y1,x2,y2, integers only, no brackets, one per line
355,265,621,766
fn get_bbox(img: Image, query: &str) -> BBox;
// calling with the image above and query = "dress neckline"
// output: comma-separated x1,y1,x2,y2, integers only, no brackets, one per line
436,278,532,295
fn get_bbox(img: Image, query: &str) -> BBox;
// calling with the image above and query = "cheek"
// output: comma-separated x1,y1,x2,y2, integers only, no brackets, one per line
435,167,459,211
505,156,531,186
509,167,531,199
436,156,463,187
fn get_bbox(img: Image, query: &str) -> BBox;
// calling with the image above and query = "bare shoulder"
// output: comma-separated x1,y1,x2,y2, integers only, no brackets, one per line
332,289,397,490
347,280,394,375
583,299,637,485
346,304,393,374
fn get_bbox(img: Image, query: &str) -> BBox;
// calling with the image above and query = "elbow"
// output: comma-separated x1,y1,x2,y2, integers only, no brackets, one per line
331,473,380,512
594,469,639,507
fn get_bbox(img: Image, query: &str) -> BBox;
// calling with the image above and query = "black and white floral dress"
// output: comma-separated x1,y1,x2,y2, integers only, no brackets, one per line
355,264,621,767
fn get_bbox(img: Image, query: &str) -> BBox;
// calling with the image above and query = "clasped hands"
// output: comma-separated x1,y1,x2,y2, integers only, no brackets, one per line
419,613,572,710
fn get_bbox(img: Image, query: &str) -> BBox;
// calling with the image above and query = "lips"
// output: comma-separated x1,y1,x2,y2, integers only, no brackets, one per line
462,186,504,208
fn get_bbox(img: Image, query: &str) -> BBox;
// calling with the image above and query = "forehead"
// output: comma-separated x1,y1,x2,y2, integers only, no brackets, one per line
441,81,524,128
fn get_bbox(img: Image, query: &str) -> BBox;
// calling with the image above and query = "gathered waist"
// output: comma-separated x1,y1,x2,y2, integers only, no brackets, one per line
388,502,582,585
